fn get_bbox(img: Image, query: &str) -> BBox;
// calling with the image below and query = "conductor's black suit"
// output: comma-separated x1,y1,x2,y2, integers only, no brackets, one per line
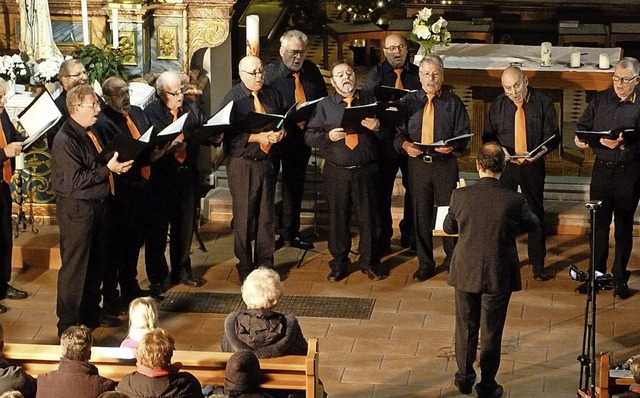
444,177,539,394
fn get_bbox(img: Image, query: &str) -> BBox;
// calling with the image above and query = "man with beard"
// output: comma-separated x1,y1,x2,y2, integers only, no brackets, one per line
221,56,286,282
362,33,420,253
144,71,208,297
483,66,558,282
49,59,89,147
51,84,133,336
305,61,385,282
265,30,327,250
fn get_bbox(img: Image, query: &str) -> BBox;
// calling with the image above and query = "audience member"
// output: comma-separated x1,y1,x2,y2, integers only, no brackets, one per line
121,297,159,349
305,61,385,282
221,267,306,358
395,55,471,282
574,57,640,299
220,56,285,281
36,325,117,398
0,78,29,314
483,66,559,282
265,29,327,251
144,71,208,298
0,323,35,398
223,351,274,398
0,391,24,398
51,84,131,335
116,328,204,398
629,356,640,394
444,143,540,398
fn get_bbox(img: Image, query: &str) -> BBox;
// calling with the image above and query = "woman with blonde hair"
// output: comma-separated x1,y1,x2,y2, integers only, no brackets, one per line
120,297,158,349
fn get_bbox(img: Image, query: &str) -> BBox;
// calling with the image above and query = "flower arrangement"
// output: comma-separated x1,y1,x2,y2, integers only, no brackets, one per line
0,54,28,82
408,8,451,54
29,57,65,85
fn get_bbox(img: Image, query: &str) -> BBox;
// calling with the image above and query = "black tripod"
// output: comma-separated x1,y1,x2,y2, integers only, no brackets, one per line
577,200,602,398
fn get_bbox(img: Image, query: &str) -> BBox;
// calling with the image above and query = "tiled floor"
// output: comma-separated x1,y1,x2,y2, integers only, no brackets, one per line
8,224,640,397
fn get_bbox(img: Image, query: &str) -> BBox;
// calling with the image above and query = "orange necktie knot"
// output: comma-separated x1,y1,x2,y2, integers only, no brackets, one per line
394,69,404,89
170,108,179,122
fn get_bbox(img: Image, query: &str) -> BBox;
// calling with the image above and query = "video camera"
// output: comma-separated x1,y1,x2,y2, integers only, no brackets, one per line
569,264,614,290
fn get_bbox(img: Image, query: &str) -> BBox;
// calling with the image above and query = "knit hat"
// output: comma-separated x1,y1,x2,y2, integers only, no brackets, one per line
224,350,261,392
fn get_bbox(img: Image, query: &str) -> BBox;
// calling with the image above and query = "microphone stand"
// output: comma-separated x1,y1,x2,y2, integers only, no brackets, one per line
577,200,601,397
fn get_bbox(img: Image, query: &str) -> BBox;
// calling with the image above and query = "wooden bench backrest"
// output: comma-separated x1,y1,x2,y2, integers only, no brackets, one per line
3,338,319,398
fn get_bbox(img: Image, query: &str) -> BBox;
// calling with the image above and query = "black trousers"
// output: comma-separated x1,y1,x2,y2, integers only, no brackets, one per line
375,139,412,249
103,181,150,307
0,182,11,298
270,135,311,241
500,161,546,270
323,162,379,271
590,159,640,281
145,169,196,285
56,196,108,335
227,157,276,276
408,156,458,270
454,289,511,389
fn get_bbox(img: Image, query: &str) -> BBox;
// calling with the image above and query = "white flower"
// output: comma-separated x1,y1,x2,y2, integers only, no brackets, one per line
414,25,432,40
417,8,432,22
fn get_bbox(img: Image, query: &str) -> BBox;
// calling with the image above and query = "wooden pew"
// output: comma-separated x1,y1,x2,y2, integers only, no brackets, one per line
598,351,635,398
3,339,321,398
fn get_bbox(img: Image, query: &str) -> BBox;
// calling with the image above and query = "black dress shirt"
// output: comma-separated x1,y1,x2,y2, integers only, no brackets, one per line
221,83,285,160
96,105,153,182
144,97,208,171
576,88,640,162
265,59,328,111
305,91,379,167
0,111,21,170
394,89,471,156
51,117,111,200
483,88,560,155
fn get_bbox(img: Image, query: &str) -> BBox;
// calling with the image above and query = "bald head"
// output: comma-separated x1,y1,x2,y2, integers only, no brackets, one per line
156,71,184,110
501,66,528,104
239,56,265,92
383,34,408,69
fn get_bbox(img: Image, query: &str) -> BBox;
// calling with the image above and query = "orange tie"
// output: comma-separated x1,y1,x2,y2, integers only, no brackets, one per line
293,72,306,104
252,91,270,153
394,69,404,89
421,93,435,144
0,123,12,184
343,96,358,150
170,108,187,163
87,130,114,195
124,113,151,180
514,102,527,154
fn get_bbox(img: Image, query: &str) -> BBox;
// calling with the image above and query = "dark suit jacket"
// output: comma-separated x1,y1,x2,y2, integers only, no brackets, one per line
444,177,540,294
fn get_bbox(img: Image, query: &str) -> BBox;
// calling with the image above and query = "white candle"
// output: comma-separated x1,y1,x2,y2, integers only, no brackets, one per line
112,8,119,49
599,53,610,69
246,15,260,57
81,0,90,46
540,42,552,66
570,51,581,68
15,153,24,171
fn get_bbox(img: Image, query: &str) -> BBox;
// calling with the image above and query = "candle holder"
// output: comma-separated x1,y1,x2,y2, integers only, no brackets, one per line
12,167,38,238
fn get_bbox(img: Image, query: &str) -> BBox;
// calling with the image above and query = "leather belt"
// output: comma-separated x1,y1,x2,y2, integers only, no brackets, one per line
421,154,451,163
596,158,640,169
327,161,373,170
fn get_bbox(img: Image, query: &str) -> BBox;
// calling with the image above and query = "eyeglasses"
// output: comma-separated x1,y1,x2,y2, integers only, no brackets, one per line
420,72,442,79
241,69,266,78
502,81,524,92
166,88,187,97
612,75,638,85
77,101,99,108
65,71,87,78
332,71,355,79
284,48,306,58
384,44,406,52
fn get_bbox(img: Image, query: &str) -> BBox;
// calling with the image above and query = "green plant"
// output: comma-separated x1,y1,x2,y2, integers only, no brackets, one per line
72,44,128,84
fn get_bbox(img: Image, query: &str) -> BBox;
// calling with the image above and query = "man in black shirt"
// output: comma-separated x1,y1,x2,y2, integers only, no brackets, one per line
51,84,133,336
0,78,29,314
395,55,471,282
574,57,640,299
305,61,385,282
483,66,559,282
221,55,286,281
362,33,420,253
49,59,89,148
144,71,208,297
97,76,157,313
265,30,327,251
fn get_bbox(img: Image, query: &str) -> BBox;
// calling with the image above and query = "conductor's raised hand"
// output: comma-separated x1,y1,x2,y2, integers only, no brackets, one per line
107,152,134,175
328,127,347,142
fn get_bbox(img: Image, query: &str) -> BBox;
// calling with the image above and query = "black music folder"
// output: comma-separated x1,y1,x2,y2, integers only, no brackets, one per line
284,97,324,130
238,103,296,133
376,101,406,126
340,102,378,134
510,134,557,158
18,90,62,150
97,126,153,163
192,101,233,145
152,113,189,146
374,85,417,102
575,129,635,148
412,133,473,151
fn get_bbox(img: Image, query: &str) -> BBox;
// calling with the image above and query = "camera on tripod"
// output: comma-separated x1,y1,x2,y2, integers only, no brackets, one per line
569,264,614,290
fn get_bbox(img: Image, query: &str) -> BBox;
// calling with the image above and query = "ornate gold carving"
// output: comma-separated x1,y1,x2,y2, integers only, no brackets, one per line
189,20,228,58
157,25,178,60
119,31,137,65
